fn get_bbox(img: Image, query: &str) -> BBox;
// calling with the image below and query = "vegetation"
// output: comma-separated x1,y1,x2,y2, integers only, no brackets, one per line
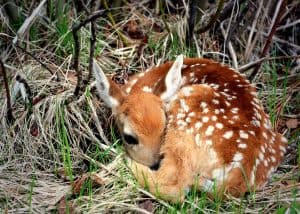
0,0,299,213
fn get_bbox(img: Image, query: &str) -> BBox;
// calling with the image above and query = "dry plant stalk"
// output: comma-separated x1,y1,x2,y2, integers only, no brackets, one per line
249,0,287,80
0,59,14,122
72,10,104,96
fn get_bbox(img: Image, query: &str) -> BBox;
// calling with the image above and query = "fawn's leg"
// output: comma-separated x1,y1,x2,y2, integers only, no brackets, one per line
126,157,188,202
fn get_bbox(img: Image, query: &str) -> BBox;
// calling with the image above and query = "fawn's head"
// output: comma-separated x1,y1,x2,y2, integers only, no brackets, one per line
93,56,184,168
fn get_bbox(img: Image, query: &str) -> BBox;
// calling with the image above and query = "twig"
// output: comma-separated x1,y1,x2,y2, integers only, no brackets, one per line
12,0,47,44
72,10,105,96
186,0,199,47
0,59,14,123
220,22,238,68
14,44,58,80
249,0,287,80
224,0,248,50
85,0,97,85
244,0,264,61
238,55,300,73
196,0,224,34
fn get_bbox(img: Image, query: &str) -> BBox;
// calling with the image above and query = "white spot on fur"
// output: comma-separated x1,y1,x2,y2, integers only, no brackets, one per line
271,156,276,163
202,116,209,123
238,144,247,149
281,136,288,143
215,109,220,114
200,101,207,109
195,122,203,129
262,132,268,140
223,131,233,139
126,87,132,93
195,134,201,146
212,99,220,105
233,152,243,162
225,101,231,107
188,112,196,117
142,86,152,93
205,126,215,136
203,108,209,114
180,99,190,112
239,130,249,139
279,145,286,153
259,152,264,161
249,130,255,135
270,148,276,154
206,139,213,146
214,92,220,97
216,123,223,129
231,108,239,114
177,113,185,119
182,86,193,97
211,115,217,121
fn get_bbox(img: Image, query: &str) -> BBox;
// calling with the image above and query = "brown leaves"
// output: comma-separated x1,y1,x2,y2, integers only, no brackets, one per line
57,172,105,213
72,173,105,195
138,200,154,213
58,196,76,214
123,20,145,40
286,119,298,129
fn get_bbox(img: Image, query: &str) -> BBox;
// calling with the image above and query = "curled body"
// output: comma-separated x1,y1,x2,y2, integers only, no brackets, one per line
93,56,288,202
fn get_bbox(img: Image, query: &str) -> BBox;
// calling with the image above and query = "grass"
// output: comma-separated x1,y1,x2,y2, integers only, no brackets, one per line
0,1,299,213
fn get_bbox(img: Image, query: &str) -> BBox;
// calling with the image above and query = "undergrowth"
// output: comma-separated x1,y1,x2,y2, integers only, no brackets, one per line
0,1,299,213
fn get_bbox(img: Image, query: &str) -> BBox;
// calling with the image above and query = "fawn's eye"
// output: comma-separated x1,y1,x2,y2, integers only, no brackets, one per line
123,134,138,145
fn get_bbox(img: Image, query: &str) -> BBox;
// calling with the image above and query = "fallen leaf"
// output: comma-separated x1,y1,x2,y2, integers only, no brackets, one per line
138,200,154,213
123,20,144,40
286,119,298,129
72,174,88,194
30,121,39,137
72,173,105,195
58,196,76,214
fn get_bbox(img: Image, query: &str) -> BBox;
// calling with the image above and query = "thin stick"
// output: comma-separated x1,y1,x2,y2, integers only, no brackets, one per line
12,0,47,44
0,59,14,122
249,0,287,80
238,55,300,73
86,0,97,85
72,10,104,96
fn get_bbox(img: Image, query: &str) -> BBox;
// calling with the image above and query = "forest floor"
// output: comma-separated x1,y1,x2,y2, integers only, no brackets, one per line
0,1,299,213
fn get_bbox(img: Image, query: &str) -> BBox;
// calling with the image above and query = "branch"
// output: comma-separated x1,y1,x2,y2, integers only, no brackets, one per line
238,55,300,73
0,59,14,123
249,0,287,80
85,0,97,85
12,0,47,44
72,10,104,96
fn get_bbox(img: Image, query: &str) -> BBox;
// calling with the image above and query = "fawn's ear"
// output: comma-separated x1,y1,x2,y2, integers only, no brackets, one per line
93,59,124,109
160,55,183,101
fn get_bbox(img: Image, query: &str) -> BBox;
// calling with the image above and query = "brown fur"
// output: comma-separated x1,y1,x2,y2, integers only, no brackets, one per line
94,57,288,202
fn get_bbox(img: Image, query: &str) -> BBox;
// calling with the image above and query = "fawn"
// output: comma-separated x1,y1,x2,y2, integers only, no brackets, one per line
93,55,287,202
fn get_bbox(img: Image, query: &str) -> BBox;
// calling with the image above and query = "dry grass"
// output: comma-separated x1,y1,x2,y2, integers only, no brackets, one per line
0,1,299,213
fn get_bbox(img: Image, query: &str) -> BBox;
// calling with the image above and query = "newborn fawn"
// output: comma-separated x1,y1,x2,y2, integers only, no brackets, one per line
93,55,287,202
